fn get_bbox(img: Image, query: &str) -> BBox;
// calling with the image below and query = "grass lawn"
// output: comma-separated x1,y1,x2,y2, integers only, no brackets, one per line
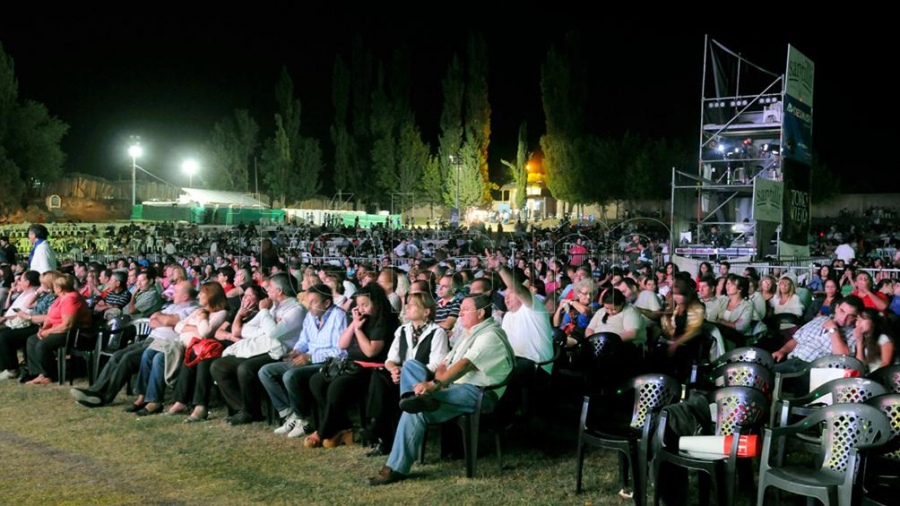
0,377,632,505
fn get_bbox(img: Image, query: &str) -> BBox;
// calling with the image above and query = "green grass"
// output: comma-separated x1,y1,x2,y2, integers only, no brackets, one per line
0,378,629,505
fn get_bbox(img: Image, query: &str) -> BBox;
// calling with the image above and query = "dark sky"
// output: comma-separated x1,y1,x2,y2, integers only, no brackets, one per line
2,10,895,193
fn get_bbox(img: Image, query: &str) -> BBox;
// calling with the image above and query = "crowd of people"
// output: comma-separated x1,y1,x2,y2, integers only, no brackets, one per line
1,220,898,489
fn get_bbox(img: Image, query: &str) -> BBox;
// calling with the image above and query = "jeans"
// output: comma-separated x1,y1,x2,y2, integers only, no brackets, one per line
258,361,319,419
138,348,167,403
385,360,486,475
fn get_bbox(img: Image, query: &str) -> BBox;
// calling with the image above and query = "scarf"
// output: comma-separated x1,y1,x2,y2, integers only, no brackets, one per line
28,238,45,266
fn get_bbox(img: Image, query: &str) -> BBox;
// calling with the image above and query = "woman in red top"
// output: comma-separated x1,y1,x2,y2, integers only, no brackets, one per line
24,273,92,385
850,271,889,312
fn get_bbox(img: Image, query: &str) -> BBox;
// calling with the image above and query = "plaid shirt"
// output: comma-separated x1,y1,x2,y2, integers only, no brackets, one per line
789,315,857,362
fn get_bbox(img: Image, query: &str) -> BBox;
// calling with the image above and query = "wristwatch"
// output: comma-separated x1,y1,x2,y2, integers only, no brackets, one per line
826,327,837,335
433,379,446,390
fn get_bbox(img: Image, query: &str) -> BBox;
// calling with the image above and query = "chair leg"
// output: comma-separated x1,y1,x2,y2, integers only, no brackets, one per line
635,446,648,506
575,439,586,493
462,414,480,478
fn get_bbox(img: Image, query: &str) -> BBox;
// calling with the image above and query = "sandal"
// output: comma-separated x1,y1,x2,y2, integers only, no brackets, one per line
304,431,322,449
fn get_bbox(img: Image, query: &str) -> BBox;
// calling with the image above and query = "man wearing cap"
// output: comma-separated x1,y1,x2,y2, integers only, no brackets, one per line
26,224,57,274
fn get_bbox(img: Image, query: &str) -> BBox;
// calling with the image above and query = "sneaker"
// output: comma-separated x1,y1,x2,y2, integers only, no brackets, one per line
287,419,310,438
274,414,299,435
618,488,634,499
0,369,19,380
70,387,104,407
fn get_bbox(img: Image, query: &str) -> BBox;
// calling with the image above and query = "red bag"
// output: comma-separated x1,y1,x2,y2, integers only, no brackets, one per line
183,337,225,367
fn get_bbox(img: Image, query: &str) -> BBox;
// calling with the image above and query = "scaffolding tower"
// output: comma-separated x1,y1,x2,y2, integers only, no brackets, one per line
672,36,785,260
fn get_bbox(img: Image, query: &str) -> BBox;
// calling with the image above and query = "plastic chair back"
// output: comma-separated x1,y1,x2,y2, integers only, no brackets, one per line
710,362,774,394
808,354,867,375
713,346,774,370
713,386,769,436
813,403,892,479
867,364,900,393
864,393,900,461
586,331,621,358
627,373,682,430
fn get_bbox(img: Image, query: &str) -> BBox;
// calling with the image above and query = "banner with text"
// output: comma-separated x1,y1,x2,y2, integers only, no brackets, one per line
753,178,783,223
780,158,811,258
780,45,814,258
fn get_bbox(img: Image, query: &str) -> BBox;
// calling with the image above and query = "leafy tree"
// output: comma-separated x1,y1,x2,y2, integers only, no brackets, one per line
540,33,588,209
0,43,68,214
443,143,483,210
350,36,374,203
370,63,397,206
464,33,492,204
437,54,465,208
200,109,258,192
331,56,358,195
501,122,529,210
259,67,321,206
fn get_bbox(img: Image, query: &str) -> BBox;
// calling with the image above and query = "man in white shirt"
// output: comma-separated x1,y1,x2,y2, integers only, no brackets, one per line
835,240,855,263
495,262,553,421
26,224,57,274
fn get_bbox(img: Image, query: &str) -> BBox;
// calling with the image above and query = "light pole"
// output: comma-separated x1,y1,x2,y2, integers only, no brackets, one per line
182,158,198,188
128,141,143,207
449,153,462,222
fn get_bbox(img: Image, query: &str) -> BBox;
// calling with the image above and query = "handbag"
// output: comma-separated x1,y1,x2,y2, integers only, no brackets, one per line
183,337,225,367
320,356,362,382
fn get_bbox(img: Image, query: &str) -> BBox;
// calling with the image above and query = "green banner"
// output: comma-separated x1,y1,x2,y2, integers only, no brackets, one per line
753,178,783,223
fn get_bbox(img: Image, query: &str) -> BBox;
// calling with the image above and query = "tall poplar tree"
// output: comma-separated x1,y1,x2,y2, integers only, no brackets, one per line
502,121,529,211
464,33,492,204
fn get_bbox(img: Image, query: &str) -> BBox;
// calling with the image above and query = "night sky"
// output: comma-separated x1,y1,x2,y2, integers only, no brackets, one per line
1,9,895,194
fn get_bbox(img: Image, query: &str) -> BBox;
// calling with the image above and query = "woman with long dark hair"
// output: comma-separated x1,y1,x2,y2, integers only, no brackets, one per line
854,308,896,372
658,277,706,382
304,283,399,449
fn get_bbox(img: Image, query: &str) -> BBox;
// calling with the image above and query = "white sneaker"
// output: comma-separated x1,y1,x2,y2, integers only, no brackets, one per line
287,419,309,438
274,414,299,435
0,369,18,380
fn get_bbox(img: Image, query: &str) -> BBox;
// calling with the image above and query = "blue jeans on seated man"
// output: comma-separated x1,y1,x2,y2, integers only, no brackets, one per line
385,360,494,475
137,348,167,403
258,361,320,420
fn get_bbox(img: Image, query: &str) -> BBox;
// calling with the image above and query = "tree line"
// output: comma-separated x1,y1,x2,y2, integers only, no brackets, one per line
1,33,841,218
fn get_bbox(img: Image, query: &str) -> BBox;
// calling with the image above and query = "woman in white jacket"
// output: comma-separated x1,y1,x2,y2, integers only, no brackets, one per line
363,292,449,456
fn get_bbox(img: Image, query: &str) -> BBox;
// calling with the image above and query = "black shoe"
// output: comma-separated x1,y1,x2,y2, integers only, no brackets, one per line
136,403,164,416
368,465,407,486
399,394,440,414
124,402,147,413
227,411,255,426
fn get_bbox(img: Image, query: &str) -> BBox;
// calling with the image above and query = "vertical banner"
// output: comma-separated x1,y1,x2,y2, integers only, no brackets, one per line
779,45,814,258
780,158,811,258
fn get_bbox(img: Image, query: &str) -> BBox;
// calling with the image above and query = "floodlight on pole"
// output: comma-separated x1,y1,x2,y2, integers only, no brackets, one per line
128,141,143,207
182,158,199,188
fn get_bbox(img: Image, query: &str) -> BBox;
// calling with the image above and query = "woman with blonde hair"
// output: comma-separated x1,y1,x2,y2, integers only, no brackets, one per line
770,274,803,339
24,273,92,385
